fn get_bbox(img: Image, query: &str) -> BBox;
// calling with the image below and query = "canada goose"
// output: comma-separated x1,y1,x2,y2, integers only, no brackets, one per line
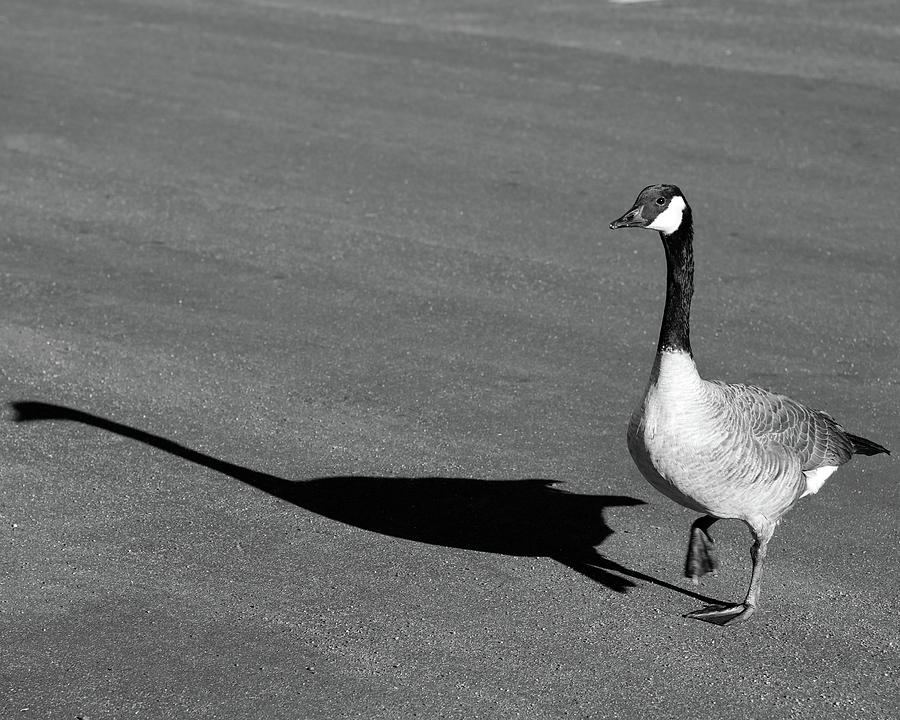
609,184,890,625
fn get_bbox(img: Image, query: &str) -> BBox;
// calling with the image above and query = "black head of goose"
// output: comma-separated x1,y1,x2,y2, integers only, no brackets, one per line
610,184,890,625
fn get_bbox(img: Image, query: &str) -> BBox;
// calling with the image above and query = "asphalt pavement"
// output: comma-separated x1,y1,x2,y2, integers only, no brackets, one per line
1,1,897,718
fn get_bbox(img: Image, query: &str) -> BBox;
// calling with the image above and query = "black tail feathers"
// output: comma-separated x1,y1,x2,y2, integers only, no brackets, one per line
846,432,890,456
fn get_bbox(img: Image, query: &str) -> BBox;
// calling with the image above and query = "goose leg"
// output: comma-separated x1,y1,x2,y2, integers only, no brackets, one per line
685,517,776,626
685,514,719,583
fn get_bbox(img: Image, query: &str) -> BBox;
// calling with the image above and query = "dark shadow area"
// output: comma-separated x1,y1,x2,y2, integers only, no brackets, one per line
10,400,721,603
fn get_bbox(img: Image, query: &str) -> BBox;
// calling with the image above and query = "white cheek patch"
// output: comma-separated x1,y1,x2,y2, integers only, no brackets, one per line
647,195,686,235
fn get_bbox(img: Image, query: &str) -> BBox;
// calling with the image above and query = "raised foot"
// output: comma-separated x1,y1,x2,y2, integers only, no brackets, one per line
684,603,756,626
685,520,718,582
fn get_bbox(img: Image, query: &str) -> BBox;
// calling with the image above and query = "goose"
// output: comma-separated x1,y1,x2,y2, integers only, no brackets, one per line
609,184,890,625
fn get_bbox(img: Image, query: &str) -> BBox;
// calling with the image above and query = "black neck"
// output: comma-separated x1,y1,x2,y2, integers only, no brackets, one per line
657,209,694,355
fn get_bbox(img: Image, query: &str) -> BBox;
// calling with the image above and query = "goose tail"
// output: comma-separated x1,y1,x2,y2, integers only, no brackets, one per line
846,432,890,457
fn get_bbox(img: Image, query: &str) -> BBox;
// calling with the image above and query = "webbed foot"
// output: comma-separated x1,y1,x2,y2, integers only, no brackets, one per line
684,602,756,626
685,518,718,583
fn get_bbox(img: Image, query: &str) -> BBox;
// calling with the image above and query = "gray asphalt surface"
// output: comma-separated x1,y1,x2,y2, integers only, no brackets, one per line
1,1,898,718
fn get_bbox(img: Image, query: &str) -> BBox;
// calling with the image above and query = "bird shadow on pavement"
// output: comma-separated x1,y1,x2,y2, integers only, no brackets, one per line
9,400,722,604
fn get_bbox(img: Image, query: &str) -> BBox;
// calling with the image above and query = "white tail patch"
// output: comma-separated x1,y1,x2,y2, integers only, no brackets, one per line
647,195,686,235
801,465,838,497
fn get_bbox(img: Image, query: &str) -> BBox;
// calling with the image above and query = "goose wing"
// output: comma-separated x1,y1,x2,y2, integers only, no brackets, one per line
709,381,855,472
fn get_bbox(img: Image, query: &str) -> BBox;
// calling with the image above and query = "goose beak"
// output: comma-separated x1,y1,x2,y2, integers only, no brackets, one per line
609,205,647,230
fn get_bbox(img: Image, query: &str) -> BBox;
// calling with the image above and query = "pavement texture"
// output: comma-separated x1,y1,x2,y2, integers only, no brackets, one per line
1,1,898,718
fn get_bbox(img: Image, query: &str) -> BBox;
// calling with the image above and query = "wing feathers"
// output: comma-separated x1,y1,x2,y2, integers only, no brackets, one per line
706,381,856,472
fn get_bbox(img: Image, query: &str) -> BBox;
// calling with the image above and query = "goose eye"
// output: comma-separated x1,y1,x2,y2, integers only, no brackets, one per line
655,197,666,206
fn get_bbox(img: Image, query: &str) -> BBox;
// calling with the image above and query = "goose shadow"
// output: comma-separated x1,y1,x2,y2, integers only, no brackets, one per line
10,401,721,603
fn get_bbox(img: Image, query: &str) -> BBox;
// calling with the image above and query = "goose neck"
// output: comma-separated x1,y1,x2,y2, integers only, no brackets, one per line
657,218,694,355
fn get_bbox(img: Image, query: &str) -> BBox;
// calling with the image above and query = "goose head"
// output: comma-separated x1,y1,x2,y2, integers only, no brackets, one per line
609,184,689,236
